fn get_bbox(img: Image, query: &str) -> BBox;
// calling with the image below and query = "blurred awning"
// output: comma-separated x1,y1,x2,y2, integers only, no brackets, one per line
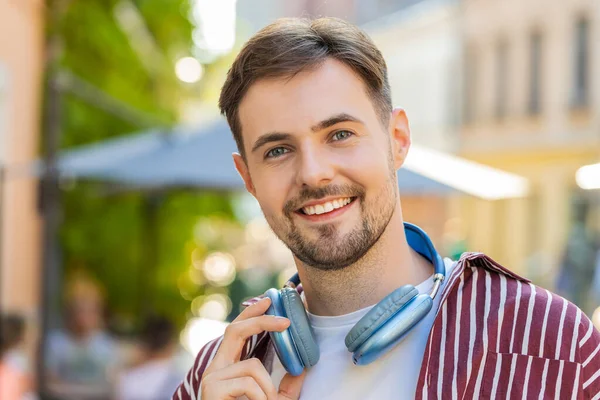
405,145,529,200
42,118,456,195
32,118,529,198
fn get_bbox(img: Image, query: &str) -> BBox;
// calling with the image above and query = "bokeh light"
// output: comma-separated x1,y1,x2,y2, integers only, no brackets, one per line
191,0,237,56
245,217,273,243
188,268,205,286
177,273,198,301
191,247,204,270
197,293,232,321
202,252,236,286
175,56,203,83
576,163,600,190
180,317,228,355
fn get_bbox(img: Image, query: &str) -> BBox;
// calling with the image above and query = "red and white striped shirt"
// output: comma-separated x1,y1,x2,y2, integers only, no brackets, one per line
173,252,600,399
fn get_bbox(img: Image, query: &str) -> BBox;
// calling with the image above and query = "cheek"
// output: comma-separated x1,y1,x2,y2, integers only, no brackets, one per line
254,173,290,216
340,144,391,184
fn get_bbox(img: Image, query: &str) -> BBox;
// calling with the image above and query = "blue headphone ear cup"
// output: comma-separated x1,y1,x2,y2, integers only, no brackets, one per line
352,293,433,366
345,285,419,352
263,288,304,376
281,288,320,368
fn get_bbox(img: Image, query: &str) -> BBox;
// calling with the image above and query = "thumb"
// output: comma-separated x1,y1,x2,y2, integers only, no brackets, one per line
277,370,306,399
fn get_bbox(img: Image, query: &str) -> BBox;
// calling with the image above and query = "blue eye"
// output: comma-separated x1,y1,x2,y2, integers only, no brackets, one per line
265,147,289,159
332,130,353,141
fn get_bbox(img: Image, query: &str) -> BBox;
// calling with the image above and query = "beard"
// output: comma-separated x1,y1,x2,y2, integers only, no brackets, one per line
263,154,398,271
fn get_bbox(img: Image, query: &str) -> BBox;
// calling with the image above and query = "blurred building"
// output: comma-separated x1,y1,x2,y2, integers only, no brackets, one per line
366,0,461,243
0,0,45,361
366,0,461,153
457,0,600,285
237,0,427,30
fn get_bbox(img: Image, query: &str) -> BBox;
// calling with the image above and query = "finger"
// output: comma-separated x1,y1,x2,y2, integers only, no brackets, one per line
277,370,306,400
236,297,272,321
205,297,280,375
204,358,278,400
208,315,290,372
203,376,266,400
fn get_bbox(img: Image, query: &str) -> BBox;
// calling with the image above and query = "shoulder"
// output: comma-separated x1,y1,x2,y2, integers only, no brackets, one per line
46,330,71,354
47,329,68,343
89,332,120,356
458,253,584,328
454,253,599,362
172,336,224,400
93,331,115,344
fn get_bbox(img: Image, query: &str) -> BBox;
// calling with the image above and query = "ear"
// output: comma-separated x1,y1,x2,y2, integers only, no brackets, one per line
233,153,256,196
389,108,411,170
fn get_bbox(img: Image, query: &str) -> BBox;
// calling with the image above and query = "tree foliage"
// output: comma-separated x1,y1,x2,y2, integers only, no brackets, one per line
51,0,235,333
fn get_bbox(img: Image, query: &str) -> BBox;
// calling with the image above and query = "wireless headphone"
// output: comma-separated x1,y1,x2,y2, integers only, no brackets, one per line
264,222,446,376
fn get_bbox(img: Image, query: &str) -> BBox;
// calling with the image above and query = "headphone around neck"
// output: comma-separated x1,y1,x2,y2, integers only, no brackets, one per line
263,222,446,376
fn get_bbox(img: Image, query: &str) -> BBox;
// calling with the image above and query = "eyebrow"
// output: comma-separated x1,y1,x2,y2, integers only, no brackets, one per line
250,113,364,154
310,113,364,132
250,132,293,154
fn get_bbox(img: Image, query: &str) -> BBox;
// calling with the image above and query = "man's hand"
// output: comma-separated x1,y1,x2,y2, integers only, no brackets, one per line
201,297,306,400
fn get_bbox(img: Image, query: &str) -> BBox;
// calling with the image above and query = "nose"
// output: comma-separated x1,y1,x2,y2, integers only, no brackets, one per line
295,145,335,188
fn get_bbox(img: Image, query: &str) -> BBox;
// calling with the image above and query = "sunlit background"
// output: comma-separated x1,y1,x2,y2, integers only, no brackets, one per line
0,0,599,398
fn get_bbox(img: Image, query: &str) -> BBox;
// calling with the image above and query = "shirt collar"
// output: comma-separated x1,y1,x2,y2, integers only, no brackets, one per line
242,252,530,308
455,252,530,283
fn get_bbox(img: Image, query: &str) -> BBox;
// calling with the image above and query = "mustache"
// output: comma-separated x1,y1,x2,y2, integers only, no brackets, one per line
284,184,365,214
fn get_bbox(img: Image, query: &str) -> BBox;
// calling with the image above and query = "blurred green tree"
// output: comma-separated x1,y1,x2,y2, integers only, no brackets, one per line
48,0,236,334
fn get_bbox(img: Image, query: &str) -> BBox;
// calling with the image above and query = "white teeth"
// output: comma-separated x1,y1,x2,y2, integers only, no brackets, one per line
302,197,352,215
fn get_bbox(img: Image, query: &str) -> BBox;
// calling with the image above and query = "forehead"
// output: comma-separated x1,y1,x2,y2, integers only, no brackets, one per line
238,59,379,146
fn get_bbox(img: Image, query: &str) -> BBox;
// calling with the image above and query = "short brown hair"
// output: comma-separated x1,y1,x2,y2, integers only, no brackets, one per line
219,17,392,159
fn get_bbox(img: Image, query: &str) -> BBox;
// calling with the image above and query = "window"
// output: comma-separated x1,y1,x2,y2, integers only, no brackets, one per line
572,17,590,108
495,39,508,120
528,31,542,115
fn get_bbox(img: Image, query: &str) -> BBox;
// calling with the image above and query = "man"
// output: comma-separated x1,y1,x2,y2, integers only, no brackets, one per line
0,314,31,400
174,17,600,399
46,276,120,400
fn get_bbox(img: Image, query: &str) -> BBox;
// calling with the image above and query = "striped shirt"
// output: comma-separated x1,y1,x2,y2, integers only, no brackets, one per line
173,252,600,399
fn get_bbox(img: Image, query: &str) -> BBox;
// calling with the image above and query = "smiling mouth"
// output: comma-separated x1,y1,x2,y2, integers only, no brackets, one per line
297,197,356,216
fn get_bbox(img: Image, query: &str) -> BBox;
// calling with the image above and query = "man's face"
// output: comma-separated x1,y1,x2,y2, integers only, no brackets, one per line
235,59,409,270
68,299,102,333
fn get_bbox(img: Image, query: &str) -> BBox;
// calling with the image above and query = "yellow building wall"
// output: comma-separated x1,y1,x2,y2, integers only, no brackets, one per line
455,148,599,287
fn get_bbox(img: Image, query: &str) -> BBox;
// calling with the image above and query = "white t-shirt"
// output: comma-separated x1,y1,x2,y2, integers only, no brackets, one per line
271,258,455,399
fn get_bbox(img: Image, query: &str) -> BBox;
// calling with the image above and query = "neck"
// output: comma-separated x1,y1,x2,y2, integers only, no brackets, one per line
296,204,434,316
69,328,97,341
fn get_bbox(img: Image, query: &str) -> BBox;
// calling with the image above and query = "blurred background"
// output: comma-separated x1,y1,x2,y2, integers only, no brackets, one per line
0,0,599,398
